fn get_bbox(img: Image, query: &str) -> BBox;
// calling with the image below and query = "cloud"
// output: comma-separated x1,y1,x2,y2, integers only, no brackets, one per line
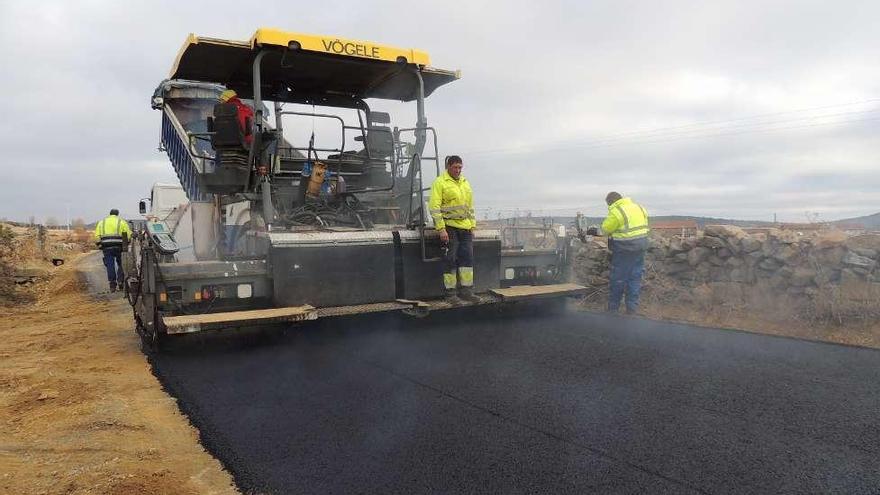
0,0,878,224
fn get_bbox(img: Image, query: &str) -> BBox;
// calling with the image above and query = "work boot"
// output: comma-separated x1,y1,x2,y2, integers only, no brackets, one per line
445,288,463,306
109,282,117,293
458,286,480,303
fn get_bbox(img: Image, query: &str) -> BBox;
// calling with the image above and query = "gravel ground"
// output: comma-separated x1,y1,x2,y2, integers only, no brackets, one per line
151,305,880,494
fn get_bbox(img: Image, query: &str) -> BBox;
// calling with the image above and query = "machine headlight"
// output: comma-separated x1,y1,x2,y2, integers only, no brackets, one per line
237,284,253,299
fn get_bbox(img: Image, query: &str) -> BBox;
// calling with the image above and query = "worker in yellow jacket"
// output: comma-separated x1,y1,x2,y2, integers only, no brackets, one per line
601,192,650,314
93,209,132,293
429,155,478,303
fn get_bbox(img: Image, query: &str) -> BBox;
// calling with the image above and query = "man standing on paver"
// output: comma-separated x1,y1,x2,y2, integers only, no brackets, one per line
93,208,131,293
601,192,649,314
429,155,479,304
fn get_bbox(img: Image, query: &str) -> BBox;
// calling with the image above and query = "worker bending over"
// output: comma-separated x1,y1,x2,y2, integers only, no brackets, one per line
429,155,479,304
93,208,132,293
601,192,649,314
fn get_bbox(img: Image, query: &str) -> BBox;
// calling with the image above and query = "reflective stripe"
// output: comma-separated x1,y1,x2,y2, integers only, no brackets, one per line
443,272,457,290
458,266,474,287
614,233,648,240
431,205,470,212
430,205,475,220
611,231,649,240
440,213,475,220
618,225,650,234
615,205,630,230
99,232,124,248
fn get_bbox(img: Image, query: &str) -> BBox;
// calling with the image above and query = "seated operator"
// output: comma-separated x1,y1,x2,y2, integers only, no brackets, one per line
218,89,254,147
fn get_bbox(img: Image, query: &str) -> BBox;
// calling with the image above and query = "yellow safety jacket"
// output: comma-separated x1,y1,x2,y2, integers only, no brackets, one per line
601,197,649,240
93,214,132,250
428,171,476,231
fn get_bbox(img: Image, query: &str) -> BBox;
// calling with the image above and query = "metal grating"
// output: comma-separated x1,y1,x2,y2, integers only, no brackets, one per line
161,110,208,202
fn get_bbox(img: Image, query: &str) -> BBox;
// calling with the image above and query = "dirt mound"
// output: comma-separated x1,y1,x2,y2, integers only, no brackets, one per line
0,224,91,306
0,256,237,495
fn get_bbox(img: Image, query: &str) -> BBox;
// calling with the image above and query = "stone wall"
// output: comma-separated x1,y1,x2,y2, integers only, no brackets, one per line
573,226,880,322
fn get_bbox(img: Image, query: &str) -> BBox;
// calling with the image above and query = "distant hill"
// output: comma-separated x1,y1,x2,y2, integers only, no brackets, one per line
644,215,776,228
490,213,880,231
490,215,776,229
834,212,880,230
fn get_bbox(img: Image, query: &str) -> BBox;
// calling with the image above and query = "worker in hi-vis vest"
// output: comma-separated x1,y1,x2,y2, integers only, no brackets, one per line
93,209,132,293
429,155,479,304
600,192,650,314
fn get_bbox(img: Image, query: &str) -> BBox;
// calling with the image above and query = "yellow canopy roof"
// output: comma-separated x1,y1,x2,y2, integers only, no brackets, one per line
169,28,460,102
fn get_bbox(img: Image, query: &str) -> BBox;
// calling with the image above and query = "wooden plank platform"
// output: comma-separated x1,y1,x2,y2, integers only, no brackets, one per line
161,284,585,335
317,301,415,318
490,283,586,301
164,305,316,334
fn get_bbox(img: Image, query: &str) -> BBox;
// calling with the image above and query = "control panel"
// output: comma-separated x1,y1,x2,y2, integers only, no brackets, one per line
147,221,179,255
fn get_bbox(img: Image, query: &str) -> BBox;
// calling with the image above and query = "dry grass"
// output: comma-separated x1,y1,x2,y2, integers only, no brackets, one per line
578,271,880,349
807,282,880,327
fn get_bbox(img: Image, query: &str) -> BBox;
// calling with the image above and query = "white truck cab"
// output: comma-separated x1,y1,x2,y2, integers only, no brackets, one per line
140,183,197,261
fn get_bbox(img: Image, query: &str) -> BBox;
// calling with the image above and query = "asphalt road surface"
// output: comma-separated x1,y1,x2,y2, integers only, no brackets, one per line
150,307,880,494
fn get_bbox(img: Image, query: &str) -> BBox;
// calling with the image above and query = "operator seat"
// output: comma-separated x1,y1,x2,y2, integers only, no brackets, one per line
211,103,249,148
360,125,394,159
326,125,394,168
202,102,250,194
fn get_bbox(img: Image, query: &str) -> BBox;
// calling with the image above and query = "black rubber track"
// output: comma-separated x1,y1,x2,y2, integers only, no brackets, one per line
150,307,880,494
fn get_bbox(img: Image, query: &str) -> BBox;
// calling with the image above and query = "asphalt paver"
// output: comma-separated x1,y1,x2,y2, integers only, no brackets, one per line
150,307,880,494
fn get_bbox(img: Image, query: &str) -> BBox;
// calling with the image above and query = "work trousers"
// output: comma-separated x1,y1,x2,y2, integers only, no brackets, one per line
608,248,645,313
442,226,474,290
102,248,124,287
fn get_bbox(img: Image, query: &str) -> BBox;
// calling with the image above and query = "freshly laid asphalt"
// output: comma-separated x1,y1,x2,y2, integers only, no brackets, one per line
150,306,880,494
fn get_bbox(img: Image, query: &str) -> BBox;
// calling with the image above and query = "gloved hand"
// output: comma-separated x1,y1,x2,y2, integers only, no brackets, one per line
586,227,599,236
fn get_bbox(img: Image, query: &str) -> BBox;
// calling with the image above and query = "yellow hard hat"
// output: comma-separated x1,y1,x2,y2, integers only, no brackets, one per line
219,89,237,102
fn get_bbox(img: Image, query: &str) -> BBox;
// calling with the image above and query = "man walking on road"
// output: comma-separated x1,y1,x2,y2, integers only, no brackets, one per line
93,209,131,293
601,192,650,314
429,155,479,304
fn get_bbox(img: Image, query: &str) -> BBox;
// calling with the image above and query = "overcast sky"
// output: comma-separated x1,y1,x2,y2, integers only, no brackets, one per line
1,0,878,223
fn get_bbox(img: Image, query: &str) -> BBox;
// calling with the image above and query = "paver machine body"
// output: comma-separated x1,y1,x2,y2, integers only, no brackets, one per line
126,28,584,348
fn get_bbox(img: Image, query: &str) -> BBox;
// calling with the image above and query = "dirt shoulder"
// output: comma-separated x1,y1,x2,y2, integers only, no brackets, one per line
580,290,880,349
0,255,237,495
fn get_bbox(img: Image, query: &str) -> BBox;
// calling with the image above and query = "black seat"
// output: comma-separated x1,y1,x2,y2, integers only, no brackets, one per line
202,103,250,194
365,126,394,158
210,103,246,148
352,126,393,159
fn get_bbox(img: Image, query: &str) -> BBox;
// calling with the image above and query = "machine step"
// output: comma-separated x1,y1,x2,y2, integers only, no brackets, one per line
490,283,586,301
162,284,585,335
164,305,317,334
